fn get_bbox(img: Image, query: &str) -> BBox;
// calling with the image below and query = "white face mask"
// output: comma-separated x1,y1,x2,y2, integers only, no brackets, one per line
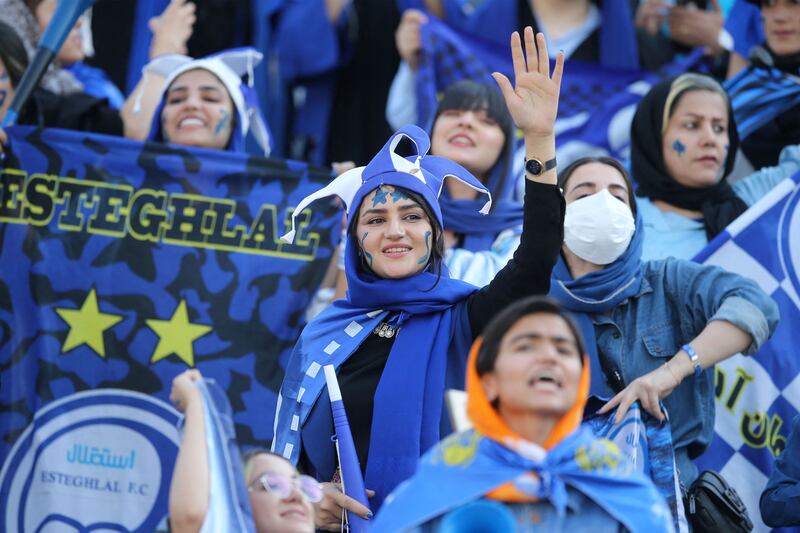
564,189,635,265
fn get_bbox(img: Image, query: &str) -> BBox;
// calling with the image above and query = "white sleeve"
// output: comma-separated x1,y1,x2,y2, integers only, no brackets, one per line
386,61,419,130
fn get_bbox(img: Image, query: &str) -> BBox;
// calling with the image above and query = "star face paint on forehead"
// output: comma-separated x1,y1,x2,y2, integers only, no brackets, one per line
372,186,390,207
391,188,410,203
672,139,686,156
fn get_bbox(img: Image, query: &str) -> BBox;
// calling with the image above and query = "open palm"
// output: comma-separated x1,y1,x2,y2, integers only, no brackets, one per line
492,28,564,138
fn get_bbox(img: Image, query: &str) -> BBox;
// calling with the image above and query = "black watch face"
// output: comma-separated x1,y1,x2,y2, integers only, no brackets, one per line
526,158,543,175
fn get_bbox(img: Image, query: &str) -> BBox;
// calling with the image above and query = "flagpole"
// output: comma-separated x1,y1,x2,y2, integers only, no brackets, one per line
324,365,371,533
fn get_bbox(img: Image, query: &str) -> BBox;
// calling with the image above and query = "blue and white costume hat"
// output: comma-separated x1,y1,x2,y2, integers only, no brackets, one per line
282,125,492,243
140,47,271,155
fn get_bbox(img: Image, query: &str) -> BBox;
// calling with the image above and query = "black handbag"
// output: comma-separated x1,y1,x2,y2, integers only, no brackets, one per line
684,470,753,533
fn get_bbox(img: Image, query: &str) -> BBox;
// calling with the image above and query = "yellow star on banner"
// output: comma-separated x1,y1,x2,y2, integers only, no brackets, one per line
56,288,124,358
146,300,212,367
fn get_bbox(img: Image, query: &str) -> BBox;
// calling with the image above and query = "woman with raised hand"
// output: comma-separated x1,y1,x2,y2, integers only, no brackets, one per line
334,79,522,296
273,28,565,530
371,296,674,533
549,156,779,489
631,72,800,261
168,369,318,533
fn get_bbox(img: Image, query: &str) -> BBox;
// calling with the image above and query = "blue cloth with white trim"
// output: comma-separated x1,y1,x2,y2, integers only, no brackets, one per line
371,427,674,533
273,126,489,509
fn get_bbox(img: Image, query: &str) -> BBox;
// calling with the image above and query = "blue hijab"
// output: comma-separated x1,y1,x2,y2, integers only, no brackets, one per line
439,137,523,251
273,125,493,508
549,200,644,397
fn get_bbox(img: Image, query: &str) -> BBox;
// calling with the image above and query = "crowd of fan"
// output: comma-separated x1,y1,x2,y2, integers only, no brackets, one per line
1,0,799,531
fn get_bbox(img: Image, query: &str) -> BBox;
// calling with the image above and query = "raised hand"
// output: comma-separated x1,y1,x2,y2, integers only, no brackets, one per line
492,27,564,139
149,0,197,59
395,9,428,70
169,368,202,413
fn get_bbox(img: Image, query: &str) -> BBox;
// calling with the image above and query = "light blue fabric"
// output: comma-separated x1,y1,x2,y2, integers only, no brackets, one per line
66,62,125,109
194,379,255,533
640,144,800,261
444,227,520,287
372,428,674,533
412,492,624,533
588,259,779,486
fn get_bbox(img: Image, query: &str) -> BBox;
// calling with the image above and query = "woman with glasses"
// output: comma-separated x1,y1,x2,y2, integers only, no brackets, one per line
168,369,318,533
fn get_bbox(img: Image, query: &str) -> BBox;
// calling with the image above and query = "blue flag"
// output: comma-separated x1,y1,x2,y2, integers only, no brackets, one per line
724,67,800,142
415,18,699,165
693,171,800,533
196,378,255,533
0,126,341,532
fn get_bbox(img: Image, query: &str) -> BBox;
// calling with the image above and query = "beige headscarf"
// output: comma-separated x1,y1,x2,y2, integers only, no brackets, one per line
0,0,83,94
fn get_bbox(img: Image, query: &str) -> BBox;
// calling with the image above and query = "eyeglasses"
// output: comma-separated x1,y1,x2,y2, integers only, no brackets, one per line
248,471,322,503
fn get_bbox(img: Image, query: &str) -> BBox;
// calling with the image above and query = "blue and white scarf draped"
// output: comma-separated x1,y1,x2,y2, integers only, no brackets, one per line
272,233,479,510
371,427,674,532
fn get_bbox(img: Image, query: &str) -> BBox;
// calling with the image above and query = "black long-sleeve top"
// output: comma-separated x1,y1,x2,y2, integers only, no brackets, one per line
302,180,565,476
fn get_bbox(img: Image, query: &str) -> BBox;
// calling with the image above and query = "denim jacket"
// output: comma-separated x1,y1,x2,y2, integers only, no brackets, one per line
589,258,779,486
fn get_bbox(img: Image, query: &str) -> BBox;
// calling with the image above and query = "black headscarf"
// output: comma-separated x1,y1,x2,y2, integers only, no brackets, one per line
631,75,748,240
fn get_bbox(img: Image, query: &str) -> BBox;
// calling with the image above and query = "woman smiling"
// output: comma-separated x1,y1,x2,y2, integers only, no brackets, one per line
273,28,566,530
143,48,271,155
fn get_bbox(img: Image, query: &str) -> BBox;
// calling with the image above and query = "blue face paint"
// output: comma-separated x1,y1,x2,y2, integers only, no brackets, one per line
372,187,390,207
0,90,6,108
214,109,230,136
417,230,432,265
361,232,373,266
672,139,686,156
390,188,409,203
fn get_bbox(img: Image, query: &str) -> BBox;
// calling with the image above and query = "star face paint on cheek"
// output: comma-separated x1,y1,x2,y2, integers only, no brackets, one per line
214,109,230,136
361,232,373,266
417,230,432,265
672,139,686,156
372,187,390,207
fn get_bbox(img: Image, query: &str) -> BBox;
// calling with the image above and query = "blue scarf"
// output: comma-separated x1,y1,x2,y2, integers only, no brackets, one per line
440,197,523,252
273,235,478,509
549,208,644,396
349,238,478,507
274,124,489,508
371,428,673,532
724,65,800,142
438,141,523,252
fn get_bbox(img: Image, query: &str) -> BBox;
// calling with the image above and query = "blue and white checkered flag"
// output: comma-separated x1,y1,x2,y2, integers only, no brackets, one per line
694,171,800,533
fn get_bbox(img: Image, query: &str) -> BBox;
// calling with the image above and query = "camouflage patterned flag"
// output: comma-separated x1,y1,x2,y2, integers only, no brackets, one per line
0,126,341,532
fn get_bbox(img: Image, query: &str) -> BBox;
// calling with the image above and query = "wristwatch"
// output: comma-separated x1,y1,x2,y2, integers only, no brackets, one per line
524,156,557,176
